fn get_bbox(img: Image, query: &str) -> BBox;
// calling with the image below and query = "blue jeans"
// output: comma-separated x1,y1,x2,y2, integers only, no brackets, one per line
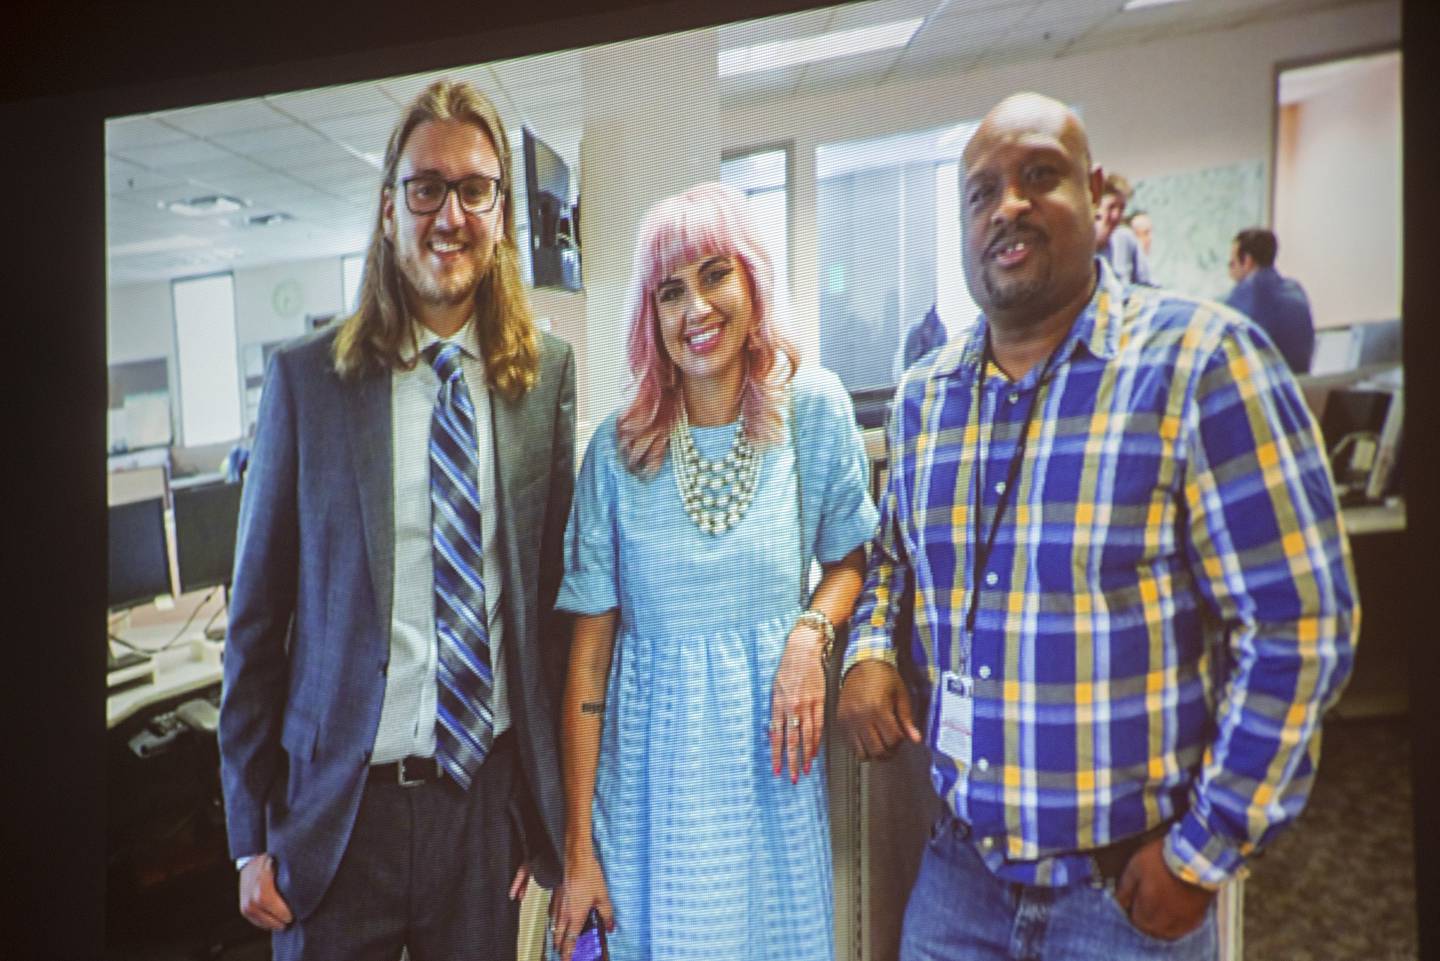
900,814,1217,961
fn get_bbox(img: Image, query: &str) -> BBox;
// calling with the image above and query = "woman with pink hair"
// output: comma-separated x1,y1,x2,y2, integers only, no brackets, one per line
550,183,876,961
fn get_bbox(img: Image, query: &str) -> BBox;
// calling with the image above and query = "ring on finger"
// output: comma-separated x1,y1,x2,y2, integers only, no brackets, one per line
787,716,801,729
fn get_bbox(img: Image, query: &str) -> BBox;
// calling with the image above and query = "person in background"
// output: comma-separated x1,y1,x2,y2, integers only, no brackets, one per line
1225,227,1315,374
902,304,950,372
1127,209,1154,258
219,80,575,961
222,423,255,484
1094,173,1153,287
838,91,1357,961
550,183,877,961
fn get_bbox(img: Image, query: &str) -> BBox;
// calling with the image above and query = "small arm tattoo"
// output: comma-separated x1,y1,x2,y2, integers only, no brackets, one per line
580,701,605,715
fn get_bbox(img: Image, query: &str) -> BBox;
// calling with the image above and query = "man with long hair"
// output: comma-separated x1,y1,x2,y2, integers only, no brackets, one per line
219,79,575,961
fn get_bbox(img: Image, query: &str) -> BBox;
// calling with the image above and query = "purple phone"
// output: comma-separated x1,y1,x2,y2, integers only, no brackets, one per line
571,907,609,961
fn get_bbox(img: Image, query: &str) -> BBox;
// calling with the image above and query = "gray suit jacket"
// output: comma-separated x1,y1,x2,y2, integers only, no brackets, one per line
218,324,575,920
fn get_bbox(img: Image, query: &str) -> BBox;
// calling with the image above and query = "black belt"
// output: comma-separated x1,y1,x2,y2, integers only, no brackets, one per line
368,755,444,787
1089,820,1175,882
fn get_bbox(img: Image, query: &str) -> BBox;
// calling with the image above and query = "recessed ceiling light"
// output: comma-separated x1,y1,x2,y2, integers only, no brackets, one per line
160,193,249,217
242,211,294,228
719,17,924,78
1122,0,1191,10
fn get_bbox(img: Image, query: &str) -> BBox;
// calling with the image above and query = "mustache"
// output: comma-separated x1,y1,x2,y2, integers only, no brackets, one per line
984,225,1046,257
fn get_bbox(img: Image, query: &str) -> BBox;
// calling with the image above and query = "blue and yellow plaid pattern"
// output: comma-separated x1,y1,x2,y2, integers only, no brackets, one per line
847,261,1358,889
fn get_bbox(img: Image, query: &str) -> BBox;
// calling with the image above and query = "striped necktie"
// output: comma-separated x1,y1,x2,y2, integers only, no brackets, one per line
423,341,494,789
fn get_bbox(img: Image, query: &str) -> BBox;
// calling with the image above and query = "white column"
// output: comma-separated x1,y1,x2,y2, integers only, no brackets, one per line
787,135,820,366
579,29,720,424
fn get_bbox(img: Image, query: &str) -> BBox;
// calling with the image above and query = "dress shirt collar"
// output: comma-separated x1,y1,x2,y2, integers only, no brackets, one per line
400,314,486,375
932,257,1126,385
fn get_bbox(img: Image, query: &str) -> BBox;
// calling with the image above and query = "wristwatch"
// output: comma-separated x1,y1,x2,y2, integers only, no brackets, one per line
795,609,836,661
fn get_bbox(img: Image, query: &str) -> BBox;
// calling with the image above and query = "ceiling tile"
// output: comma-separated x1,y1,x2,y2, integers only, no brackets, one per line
1019,0,1118,37
311,109,403,158
211,124,328,154
160,154,275,184
107,156,184,193
489,50,583,92
896,3,1033,67
718,7,837,51
258,140,361,171
286,156,379,185
795,45,906,96
105,116,193,150
107,182,200,211
160,100,292,137
110,137,235,169
266,81,394,122
825,0,949,33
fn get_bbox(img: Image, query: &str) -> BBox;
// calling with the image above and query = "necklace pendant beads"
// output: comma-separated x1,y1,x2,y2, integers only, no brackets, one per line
670,405,761,536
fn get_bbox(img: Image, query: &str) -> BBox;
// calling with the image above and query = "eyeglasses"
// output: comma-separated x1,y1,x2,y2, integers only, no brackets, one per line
399,173,502,216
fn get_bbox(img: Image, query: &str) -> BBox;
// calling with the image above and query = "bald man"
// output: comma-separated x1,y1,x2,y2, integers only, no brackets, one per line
838,93,1357,960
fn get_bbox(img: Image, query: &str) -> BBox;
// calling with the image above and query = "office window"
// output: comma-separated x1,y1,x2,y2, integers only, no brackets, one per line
721,148,790,313
341,252,366,315
816,124,979,395
934,160,981,350
172,273,242,447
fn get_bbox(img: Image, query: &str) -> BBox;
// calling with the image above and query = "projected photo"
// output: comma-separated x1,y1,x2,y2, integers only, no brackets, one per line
103,2,1406,960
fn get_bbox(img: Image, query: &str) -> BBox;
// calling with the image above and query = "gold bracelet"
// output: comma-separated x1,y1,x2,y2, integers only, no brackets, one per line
795,609,836,662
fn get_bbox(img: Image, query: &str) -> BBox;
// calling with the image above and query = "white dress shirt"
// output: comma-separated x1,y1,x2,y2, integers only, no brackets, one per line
370,317,509,765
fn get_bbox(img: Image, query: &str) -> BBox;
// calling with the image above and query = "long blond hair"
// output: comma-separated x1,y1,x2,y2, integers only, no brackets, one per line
332,80,538,399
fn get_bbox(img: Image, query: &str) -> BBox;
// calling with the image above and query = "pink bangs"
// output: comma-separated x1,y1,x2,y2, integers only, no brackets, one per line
617,183,797,476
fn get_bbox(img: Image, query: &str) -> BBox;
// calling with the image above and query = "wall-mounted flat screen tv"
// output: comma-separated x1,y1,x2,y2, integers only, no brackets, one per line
523,127,581,291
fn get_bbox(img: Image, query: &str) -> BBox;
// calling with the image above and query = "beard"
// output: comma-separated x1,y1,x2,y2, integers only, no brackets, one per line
977,256,1051,313
396,243,491,308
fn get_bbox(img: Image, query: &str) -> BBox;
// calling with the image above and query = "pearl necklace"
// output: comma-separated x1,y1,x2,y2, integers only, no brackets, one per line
670,404,760,536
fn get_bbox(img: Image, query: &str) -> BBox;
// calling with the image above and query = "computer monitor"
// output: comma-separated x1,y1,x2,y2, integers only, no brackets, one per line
108,497,172,612
1352,318,1402,367
172,481,243,594
1310,326,1354,376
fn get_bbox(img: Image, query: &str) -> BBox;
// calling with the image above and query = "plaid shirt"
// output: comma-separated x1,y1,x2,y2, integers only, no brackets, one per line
847,261,1358,889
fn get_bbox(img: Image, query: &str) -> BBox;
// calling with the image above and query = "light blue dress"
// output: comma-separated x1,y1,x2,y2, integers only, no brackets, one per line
557,367,878,961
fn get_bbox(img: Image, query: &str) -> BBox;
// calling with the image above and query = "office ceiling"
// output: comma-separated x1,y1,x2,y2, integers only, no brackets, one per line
105,0,1378,286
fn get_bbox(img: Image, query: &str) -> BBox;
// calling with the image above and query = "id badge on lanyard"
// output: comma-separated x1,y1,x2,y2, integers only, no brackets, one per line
931,668,974,771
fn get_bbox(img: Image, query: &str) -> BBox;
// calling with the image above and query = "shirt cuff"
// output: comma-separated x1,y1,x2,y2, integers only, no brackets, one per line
235,854,261,871
840,639,897,681
1161,811,1247,891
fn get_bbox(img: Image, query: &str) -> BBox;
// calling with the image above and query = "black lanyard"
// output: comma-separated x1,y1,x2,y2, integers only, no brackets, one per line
964,338,1064,635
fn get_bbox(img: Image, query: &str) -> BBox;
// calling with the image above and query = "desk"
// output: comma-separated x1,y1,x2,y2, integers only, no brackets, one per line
1342,498,1405,536
108,628,224,730
106,627,233,954
1334,498,1409,718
